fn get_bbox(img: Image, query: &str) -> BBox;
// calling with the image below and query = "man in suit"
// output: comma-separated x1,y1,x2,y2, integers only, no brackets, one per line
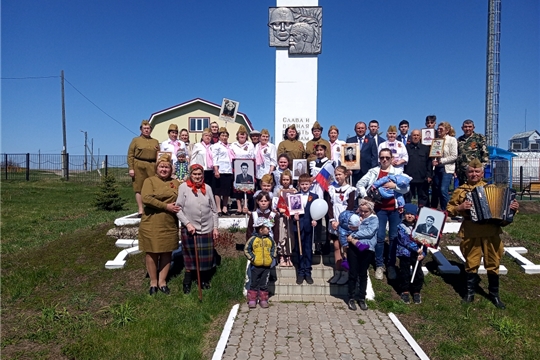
346,122,378,185
397,119,410,145
367,120,385,148
416,216,439,237
404,129,432,206
235,163,254,184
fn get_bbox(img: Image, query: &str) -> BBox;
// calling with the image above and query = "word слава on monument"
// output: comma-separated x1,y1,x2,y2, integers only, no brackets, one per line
283,118,311,142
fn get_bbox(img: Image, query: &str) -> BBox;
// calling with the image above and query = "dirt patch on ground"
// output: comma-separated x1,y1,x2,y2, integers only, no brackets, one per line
517,200,540,215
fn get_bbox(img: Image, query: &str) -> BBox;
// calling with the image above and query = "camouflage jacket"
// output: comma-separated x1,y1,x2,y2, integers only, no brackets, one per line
457,133,489,174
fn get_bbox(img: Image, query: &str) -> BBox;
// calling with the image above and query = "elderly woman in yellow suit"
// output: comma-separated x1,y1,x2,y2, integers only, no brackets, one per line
139,153,181,295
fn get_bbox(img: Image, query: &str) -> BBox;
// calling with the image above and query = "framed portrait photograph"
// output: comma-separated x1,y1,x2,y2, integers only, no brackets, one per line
412,207,447,248
156,151,172,162
233,159,255,192
429,138,445,158
421,128,435,146
341,143,360,170
287,193,305,216
292,159,308,180
219,98,239,122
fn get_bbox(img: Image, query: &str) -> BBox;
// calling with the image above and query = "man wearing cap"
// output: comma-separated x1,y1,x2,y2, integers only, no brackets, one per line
404,129,432,206
447,159,519,309
160,124,187,169
127,120,160,216
249,129,261,147
306,121,331,162
397,120,410,145
346,122,378,185
277,124,306,161
456,119,489,186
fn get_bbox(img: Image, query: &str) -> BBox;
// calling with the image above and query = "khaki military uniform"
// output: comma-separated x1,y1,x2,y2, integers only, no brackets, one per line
456,133,489,184
305,138,331,162
277,139,306,160
447,180,503,275
138,176,181,253
127,136,159,192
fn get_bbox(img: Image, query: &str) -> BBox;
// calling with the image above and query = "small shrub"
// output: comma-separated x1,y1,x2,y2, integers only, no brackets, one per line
94,174,126,211
488,312,524,343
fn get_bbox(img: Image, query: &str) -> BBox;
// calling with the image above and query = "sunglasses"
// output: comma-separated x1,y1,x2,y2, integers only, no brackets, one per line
379,156,391,160
426,120,436,124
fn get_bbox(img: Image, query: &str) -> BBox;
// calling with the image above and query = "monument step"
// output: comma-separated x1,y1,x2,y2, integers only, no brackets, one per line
275,266,335,280
269,276,348,297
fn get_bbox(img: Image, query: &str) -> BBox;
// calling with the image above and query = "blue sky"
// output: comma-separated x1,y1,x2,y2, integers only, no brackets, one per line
2,0,538,155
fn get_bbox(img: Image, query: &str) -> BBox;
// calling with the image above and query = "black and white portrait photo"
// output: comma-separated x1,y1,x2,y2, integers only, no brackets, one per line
287,193,304,215
412,207,446,248
233,159,255,192
340,143,360,170
219,98,239,122
421,128,434,146
292,159,308,180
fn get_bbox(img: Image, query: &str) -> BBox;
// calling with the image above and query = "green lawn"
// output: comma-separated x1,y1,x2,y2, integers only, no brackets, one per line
1,180,246,359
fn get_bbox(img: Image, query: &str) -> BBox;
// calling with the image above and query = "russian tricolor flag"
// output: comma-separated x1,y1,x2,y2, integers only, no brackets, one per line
314,162,336,191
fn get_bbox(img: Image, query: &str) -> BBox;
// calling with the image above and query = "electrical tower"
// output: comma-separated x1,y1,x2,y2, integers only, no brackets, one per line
485,0,501,147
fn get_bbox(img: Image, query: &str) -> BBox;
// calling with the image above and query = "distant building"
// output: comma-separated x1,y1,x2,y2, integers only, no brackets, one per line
508,130,540,152
148,98,254,144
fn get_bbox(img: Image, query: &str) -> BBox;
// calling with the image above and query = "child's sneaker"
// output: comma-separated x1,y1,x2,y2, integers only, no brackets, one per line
400,292,411,304
413,293,422,304
375,267,384,280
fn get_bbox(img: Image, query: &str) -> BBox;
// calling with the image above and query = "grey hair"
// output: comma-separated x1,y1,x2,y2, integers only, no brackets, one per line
358,198,375,214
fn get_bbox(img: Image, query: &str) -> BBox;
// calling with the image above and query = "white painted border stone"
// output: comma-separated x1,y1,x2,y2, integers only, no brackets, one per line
388,312,430,360
114,213,140,226
212,304,240,360
105,246,141,269
504,247,540,274
447,246,507,275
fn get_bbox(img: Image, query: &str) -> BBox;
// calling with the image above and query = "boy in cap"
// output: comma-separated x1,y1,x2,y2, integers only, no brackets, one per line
244,218,277,309
396,203,426,304
447,159,519,309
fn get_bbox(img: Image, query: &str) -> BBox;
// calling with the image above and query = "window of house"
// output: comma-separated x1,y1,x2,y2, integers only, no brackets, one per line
189,118,209,132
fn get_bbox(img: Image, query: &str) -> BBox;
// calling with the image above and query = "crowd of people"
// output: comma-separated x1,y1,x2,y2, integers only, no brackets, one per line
127,115,518,311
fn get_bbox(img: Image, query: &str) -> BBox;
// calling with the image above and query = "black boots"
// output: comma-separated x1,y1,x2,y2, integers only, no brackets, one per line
462,272,478,303
488,274,506,310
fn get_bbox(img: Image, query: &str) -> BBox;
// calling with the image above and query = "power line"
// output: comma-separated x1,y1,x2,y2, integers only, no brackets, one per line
63,77,137,136
1,76,59,79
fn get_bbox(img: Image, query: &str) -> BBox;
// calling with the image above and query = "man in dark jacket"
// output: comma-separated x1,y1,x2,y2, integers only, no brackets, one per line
404,129,432,206
346,122,378,185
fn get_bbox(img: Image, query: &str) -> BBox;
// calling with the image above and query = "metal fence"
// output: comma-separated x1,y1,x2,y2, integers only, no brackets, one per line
1,153,131,183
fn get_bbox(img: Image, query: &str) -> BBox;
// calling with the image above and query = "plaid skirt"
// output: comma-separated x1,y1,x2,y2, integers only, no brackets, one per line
181,228,215,271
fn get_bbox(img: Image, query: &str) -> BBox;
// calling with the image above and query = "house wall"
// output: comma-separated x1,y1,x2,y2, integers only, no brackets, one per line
149,102,250,144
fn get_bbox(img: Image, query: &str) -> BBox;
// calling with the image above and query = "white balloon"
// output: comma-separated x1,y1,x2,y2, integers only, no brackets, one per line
310,198,328,221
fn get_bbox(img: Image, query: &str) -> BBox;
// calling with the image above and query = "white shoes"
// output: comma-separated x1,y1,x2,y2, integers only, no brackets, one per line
375,267,384,280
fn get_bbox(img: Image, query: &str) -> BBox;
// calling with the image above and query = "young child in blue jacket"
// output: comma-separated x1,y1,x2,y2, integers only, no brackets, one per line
339,198,379,311
396,203,426,304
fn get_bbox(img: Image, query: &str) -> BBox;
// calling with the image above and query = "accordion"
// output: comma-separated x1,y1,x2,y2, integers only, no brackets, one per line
466,185,516,226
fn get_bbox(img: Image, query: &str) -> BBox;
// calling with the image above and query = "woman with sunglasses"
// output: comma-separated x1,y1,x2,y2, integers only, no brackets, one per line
356,148,410,282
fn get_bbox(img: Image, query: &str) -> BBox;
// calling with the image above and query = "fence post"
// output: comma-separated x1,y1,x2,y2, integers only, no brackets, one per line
105,155,108,176
4,154,7,180
519,166,523,192
26,153,30,181
66,153,70,181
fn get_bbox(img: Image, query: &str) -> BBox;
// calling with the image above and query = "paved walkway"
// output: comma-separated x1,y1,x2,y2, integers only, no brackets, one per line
222,301,421,360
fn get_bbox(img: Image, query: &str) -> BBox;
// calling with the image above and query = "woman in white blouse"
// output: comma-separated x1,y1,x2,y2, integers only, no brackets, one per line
431,121,458,211
328,125,346,165
189,128,214,185
254,129,277,184
378,125,408,170
211,127,235,216
230,125,255,215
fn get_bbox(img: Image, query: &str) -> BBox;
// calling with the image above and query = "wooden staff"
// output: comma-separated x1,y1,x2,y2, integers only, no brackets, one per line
193,234,203,301
296,219,303,256
244,192,248,224
286,217,292,257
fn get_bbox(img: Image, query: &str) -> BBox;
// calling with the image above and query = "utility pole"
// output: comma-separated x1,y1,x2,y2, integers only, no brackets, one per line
81,130,88,170
61,70,68,178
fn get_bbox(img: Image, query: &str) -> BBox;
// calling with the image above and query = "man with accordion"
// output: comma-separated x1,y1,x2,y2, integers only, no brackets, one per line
447,159,519,310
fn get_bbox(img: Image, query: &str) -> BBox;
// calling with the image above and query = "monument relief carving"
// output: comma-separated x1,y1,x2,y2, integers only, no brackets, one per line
268,6,322,55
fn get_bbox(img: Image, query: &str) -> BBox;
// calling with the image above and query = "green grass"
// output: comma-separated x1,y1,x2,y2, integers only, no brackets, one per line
370,207,540,360
1,181,247,359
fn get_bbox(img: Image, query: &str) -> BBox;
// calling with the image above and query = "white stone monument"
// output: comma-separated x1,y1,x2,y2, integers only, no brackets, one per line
270,1,322,144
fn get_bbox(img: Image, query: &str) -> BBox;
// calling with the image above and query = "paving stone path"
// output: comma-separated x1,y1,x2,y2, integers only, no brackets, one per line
222,301,421,360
